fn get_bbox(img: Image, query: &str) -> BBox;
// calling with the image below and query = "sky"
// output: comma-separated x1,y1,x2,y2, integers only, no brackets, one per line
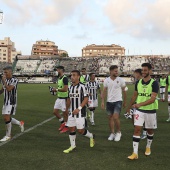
0,0,170,57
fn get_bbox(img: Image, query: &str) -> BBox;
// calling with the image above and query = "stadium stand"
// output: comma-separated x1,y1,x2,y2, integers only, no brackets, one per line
0,55,169,83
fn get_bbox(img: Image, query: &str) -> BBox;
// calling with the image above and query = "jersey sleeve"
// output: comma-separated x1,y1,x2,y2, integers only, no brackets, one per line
83,85,88,97
120,78,126,88
10,78,18,87
152,81,159,93
103,79,107,88
63,77,68,85
166,77,169,85
135,80,139,91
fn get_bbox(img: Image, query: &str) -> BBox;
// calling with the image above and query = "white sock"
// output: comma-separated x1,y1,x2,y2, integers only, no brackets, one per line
133,135,140,154
160,94,163,100
6,121,12,137
59,118,64,123
91,111,94,122
162,93,165,100
168,106,170,118
84,130,93,138
69,133,76,147
11,118,20,126
146,133,154,148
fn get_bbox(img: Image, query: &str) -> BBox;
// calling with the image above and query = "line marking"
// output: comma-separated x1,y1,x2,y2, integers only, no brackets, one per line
0,116,55,147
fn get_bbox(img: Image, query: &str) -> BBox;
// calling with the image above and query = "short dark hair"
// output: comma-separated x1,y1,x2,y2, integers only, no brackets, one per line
109,65,118,71
3,66,12,71
71,70,80,76
141,63,152,70
134,69,142,75
89,73,95,77
81,68,86,71
56,66,65,71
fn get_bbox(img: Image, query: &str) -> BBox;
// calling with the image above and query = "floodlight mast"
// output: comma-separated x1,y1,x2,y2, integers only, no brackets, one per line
0,10,3,24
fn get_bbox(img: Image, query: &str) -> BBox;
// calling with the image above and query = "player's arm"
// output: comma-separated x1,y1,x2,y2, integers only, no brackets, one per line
72,87,89,115
122,86,127,108
133,92,157,108
0,87,4,94
2,76,15,92
66,97,71,111
133,81,159,108
101,86,107,109
165,77,168,100
126,91,138,112
53,77,68,92
126,81,139,112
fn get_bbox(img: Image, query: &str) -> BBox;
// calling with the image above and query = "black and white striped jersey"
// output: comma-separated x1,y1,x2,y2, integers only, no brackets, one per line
3,77,18,105
68,83,88,118
83,74,90,82
86,81,100,100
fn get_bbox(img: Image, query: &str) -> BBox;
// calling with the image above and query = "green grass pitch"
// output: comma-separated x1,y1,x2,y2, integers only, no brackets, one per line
0,83,170,170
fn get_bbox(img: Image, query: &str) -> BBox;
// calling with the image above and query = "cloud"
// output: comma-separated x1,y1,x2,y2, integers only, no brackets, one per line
73,32,90,39
1,0,83,25
104,0,170,39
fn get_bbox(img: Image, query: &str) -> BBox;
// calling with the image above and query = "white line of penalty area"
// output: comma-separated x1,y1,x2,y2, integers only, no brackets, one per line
0,116,56,147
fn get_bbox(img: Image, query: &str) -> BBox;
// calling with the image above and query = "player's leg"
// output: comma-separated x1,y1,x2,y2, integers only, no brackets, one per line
141,123,147,139
77,117,95,147
144,113,157,155
53,99,65,130
166,94,170,121
11,105,24,132
145,129,154,156
113,101,122,142
106,102,116,141
63,116,76,153
162,88,165,101
87,101,91,119
128,110,144,160
60,99,69,133
89,107,95,125
0,105,13,141
159,88,163,101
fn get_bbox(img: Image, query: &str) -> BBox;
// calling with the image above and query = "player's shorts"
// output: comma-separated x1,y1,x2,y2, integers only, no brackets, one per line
54,98,66,111
67,114,85,129
88,99,98,108
2,105,17,115
159,87,165,93
134,110,157,129
168,94,170,102
106,101,122,115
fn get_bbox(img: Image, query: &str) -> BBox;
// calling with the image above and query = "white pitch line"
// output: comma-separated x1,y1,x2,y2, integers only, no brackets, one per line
0,116,55,147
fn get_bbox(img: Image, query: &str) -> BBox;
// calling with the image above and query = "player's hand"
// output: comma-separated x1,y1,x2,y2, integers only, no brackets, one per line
133,103,141,109
2,75,6,83
101,102,105,109
126,108,130,115
72,109,80,115
52,88,58,92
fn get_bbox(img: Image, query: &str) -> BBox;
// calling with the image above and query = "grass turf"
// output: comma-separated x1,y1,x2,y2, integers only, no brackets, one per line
0,83,170,170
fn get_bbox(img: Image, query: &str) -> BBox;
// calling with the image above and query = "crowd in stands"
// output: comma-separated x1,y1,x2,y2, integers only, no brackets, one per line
0,55,169,76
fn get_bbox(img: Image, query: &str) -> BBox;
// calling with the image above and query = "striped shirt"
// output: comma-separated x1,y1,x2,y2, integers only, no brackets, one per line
86,81,100,100
68,83,88,118
83,74,90,82
3,77,18,105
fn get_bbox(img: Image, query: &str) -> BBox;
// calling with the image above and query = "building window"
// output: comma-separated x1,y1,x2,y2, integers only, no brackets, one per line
3,54,6,56
3,58,6,60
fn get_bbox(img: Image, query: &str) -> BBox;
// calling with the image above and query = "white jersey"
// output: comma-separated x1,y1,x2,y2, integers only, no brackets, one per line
103,77,126,102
